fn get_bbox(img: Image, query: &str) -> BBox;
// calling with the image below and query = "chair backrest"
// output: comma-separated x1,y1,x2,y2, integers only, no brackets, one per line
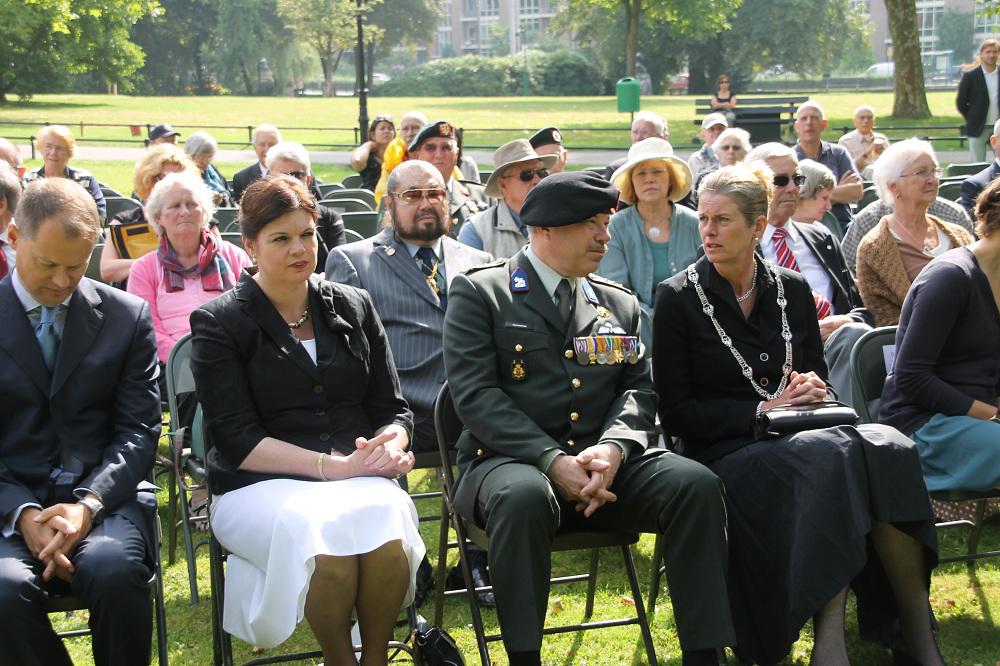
220,231,245,252
858,185,879,211
341,174,365,189
849,325,898,424
100,183,123,198
320,197,373,214
87,243,104,282
213,207,239,230
166,333,196,419
937,180,962,202
433,383,464,496
343,228,364,243
191,403,207,461
321,188,376,209
105,196,141,221
819,210,844,240
944,161,988,178
316,182,345,198
340,211,381,238
479,170,493,183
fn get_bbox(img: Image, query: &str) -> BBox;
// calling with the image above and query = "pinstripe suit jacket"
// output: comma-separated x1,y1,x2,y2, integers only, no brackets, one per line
325,228,493,422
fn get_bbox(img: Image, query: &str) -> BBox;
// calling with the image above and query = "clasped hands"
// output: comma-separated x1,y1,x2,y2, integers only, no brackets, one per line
17,502,93,583
328,428,415,480
762,370,828,410
548,443,622,519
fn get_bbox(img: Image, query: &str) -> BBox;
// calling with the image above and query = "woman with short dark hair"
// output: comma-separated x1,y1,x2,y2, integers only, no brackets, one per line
351,115,396,191
190,175,425,664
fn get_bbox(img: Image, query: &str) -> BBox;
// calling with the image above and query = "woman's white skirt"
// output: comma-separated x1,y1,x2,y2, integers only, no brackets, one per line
211,476,426,648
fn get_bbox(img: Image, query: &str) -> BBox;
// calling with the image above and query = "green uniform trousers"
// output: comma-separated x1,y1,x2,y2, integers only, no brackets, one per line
472,449,736,653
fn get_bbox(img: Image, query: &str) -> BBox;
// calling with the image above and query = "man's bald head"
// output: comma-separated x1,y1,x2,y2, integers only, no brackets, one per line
387,159,445,194
0,138,23,172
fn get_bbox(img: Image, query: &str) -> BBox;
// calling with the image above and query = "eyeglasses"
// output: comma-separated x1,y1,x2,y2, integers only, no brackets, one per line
773,173,806,187
286,171,308,181
900,167,942,180
719,79,729,84
391,188,447,204
503,167,549,182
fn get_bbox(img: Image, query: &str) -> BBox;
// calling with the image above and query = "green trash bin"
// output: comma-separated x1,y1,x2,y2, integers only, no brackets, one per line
616,77,641,113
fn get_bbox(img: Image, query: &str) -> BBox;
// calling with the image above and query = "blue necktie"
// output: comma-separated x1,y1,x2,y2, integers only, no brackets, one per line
35,305,60,371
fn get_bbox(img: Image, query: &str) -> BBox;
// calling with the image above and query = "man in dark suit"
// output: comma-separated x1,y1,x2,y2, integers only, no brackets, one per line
231,123,281,204
443,171,734,666
960,118,1000,213
326,159,496,605
957,38,1000,162
0,178,161,665
749,143,873,406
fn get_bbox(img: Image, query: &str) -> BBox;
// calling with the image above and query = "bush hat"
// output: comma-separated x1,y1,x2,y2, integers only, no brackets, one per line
484,139,559,198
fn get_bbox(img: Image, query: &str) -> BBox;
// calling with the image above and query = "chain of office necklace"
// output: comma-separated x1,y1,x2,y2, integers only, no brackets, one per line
687,260,793,400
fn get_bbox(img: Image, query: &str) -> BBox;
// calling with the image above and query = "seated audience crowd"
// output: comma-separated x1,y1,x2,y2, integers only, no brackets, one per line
2,98,999,666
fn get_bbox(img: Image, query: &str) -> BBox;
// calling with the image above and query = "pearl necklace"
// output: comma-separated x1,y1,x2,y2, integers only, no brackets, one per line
735,259,758,303
287,305,310,329
687,260,793,400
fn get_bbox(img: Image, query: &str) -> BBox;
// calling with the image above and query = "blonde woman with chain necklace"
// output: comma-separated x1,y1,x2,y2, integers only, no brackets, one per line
653,163,944,666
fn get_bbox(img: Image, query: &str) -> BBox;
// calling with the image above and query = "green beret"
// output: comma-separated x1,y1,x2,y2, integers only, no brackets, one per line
408,120,456,152
520,171,619,227
529,126,563,149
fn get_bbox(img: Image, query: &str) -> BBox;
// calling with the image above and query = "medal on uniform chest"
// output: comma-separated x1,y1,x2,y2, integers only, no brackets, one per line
612,337,625,364
511,358,527,381
596,306,610,319
595,337,608,364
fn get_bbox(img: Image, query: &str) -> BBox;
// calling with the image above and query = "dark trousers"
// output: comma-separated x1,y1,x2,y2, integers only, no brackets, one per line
472,450,736,654
0,512,152,666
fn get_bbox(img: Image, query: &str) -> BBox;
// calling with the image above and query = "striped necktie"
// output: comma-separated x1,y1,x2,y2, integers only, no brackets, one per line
0,240,8,279
415,246,446,308
772,226,833,320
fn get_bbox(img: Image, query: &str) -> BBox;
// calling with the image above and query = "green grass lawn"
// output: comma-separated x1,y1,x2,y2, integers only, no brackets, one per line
52,459,1000,666
0,91,970,152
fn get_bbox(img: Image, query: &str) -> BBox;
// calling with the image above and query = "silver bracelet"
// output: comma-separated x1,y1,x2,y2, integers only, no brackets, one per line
317,453,328,481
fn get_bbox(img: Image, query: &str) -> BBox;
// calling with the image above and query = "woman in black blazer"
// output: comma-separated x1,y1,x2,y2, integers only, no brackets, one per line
190,175,425,665
652,164,943,666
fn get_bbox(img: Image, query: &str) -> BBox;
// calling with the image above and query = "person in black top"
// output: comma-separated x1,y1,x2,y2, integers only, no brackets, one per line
653,163,944,666
351,115,395,192
880,176,1000,492
190,175,424,665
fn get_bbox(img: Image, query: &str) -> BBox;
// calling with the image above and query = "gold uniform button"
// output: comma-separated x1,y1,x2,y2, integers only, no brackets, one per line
571,378,582,389
514,344,524,352
566,439,575,447
476,448,484,456
564,349,574,359
570,411,580,422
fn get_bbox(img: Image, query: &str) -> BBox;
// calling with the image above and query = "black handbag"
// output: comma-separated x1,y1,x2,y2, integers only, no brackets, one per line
754,401,859,439
412,615,465,666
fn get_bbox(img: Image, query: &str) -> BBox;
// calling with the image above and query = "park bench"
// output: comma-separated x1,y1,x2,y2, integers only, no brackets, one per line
694,95,808,143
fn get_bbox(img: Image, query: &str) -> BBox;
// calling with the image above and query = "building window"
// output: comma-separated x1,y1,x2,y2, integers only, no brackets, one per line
463,0,478,18
481,0,499,16
520,0,541,15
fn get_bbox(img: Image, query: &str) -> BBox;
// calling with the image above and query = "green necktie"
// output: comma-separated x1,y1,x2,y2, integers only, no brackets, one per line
35,305,61,371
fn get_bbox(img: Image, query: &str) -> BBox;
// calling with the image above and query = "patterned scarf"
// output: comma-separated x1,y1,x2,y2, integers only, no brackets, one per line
157,228,234,293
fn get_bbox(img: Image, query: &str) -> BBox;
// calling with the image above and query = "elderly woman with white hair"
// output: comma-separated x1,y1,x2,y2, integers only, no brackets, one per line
127,171,252,364
598,137,698,347
29,124,107,220
185,130,232,206
688,127,752,207
856,139,973,327
265,140,345,271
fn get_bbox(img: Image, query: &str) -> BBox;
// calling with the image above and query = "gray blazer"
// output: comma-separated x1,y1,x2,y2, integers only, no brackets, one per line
325,228,493,422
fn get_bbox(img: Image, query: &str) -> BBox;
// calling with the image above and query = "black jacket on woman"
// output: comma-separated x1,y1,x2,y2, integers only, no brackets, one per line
652,255,827,462
190,271,412,495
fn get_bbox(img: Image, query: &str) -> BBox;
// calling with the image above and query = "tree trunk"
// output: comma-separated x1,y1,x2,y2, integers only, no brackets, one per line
623,0,640,77
239,58,255,96
885,0,931,118
321,52,334,97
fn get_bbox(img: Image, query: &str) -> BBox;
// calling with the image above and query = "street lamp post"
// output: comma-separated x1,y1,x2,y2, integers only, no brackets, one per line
355,0,369,143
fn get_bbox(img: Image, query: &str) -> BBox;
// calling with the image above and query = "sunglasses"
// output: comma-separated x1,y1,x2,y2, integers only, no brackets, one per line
392,188,447,204
504,167,549,182
773,173,806,187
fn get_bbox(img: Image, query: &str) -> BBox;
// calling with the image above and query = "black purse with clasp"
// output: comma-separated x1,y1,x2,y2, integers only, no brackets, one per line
753,401,859,440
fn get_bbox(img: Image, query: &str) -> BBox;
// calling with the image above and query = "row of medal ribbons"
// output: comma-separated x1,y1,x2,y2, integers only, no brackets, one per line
572,336,640,366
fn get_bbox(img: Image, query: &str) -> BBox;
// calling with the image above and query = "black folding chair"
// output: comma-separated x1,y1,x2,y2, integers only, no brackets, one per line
433,383,658,666
850,326,1000,567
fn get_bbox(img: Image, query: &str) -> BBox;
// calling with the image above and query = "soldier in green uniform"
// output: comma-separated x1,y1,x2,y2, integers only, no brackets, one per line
407,120,488,237
443,171,735,666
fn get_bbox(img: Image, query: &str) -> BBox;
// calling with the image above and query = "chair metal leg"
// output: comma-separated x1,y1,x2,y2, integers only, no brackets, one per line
451,513,491,666
209,534,230,666
166,465,178,566
152,513,170,666
966,499,987,569
434,489,450,627
584,548,600,618
620,545,658,666
176,470,200,604
648,533,666,612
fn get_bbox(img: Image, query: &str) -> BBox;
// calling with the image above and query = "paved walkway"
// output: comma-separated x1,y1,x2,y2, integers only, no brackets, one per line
16,143,975,170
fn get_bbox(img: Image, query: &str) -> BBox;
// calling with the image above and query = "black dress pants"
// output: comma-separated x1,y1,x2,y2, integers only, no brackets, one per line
0,511,152,666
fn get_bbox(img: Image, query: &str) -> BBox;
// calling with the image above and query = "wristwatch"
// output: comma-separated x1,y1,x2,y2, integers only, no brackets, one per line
79,496,105,526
